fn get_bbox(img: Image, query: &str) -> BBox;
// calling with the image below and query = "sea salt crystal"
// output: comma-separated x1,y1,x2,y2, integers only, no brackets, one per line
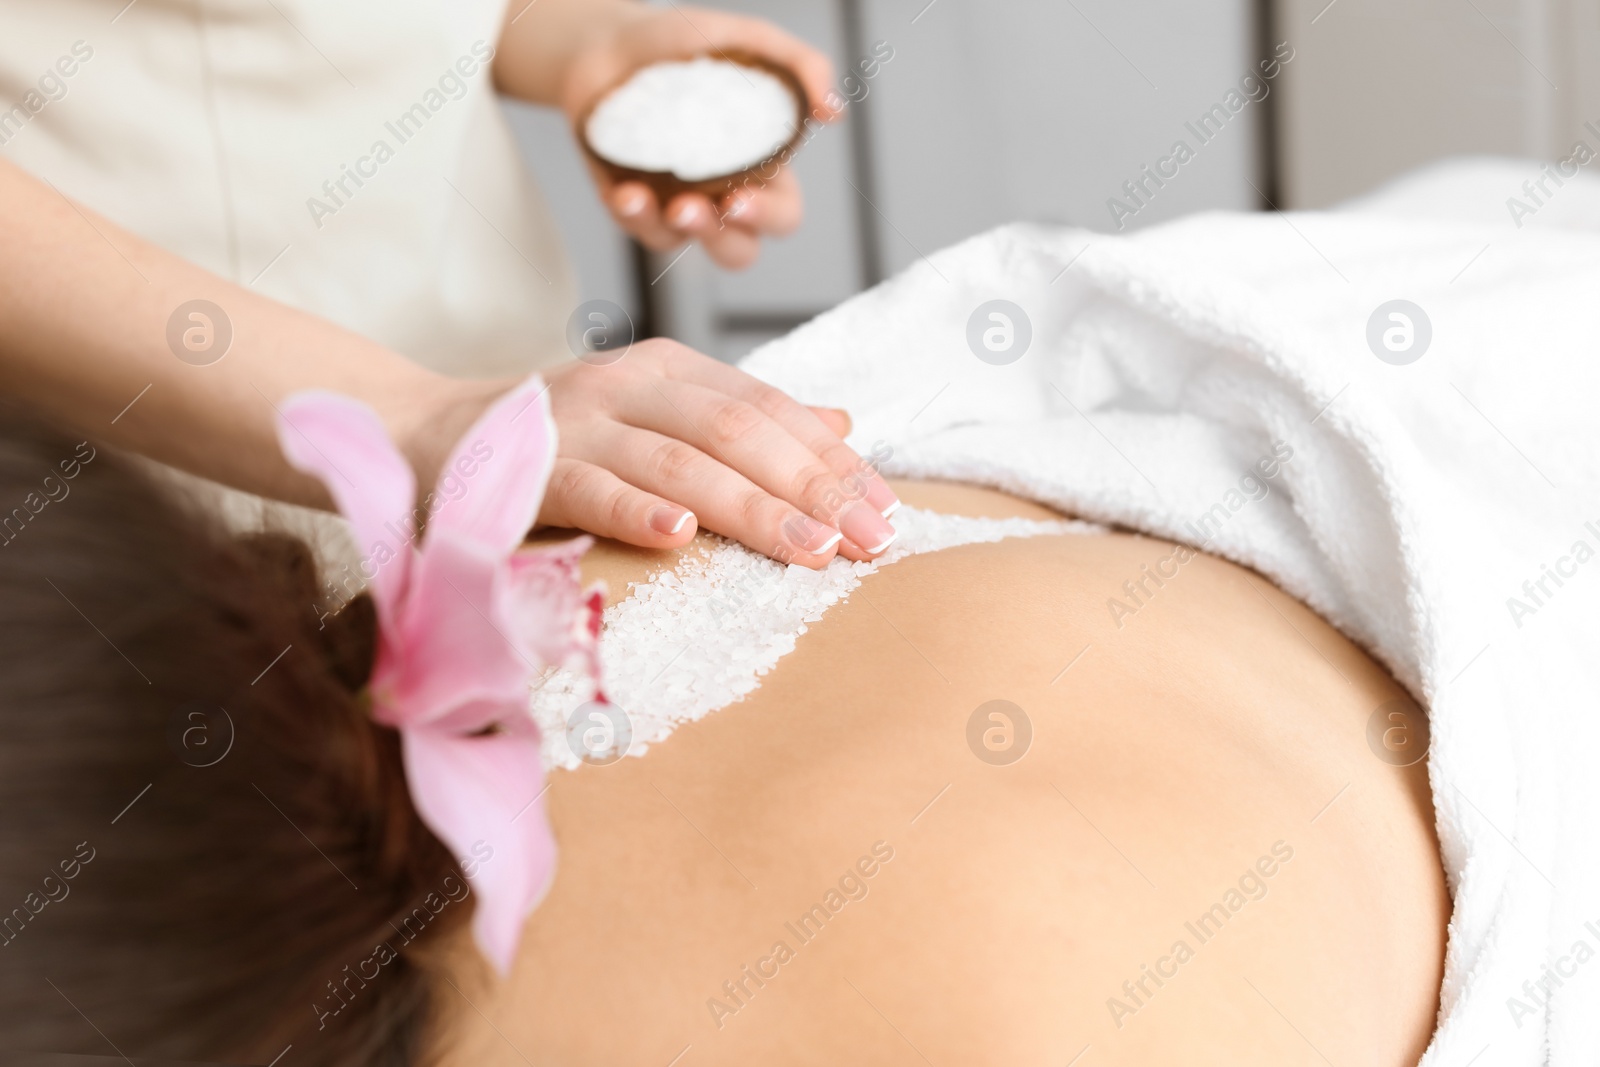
584,56,799,182
529,507,1104,771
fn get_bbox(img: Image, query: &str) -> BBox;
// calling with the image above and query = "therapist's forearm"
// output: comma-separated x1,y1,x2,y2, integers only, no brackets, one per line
491,0,648,105
0,160,505,507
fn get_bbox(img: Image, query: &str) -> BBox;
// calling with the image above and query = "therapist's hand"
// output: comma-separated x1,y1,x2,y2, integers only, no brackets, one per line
495,0,840,270
531,340,900,567
0,157,895,570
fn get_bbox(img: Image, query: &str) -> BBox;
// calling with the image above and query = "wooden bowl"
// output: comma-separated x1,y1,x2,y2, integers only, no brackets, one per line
576,51,810,204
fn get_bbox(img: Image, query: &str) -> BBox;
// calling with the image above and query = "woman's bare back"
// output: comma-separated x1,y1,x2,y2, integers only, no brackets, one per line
438,481,1447,1066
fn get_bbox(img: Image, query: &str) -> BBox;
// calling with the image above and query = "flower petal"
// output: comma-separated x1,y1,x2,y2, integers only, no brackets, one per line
428,374,557,555
504,539,595,667
399,723,557,975
276,391,416,627
376,529,530,731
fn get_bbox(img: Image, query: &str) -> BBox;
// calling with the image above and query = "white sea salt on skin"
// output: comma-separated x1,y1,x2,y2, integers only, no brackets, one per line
584,56,799,182
530,507,1103,770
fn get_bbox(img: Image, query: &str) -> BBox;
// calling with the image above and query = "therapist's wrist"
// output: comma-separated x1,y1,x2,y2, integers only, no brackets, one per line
493,0,649,105
395,373,520,496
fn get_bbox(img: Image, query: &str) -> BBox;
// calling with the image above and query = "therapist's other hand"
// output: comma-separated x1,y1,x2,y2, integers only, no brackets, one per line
558,5,840,270
533,340,898,568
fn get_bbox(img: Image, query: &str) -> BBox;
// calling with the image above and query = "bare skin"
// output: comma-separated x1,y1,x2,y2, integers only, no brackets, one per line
436,481,1448,1067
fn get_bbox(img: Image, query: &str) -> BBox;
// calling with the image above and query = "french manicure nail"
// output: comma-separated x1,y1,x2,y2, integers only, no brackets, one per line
864,476,900,518
840,500,897,554
670,202,701,229
816,406,853,436
648,505,695,536
618,189,648,217
784,514,843,554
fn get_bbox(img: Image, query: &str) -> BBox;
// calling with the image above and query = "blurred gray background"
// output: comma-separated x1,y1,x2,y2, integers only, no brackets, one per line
502,0,1600,362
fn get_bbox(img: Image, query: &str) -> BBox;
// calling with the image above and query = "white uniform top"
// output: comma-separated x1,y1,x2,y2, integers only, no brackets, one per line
0,0,575,377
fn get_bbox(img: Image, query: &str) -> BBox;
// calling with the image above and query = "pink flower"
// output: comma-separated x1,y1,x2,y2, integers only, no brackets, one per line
276,374,603,974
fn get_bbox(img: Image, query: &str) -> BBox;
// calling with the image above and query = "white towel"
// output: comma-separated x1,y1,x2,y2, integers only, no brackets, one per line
741,157,1600,1065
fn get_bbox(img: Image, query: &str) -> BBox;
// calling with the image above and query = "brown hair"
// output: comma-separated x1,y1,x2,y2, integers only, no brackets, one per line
0,409,466,1063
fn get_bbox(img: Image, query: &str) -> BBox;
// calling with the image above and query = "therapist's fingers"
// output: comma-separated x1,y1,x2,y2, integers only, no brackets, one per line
660,350,896,516
539,458,700,548
608,181,727,253
663,192,762,269
541,341,885,565
608,181,684,252
661,193,716,235
575,423,848,567
672,203,764,271
658,356,894,561
808,406,851,438
607,183,765,269
717,168,804,238
609,377,899,556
